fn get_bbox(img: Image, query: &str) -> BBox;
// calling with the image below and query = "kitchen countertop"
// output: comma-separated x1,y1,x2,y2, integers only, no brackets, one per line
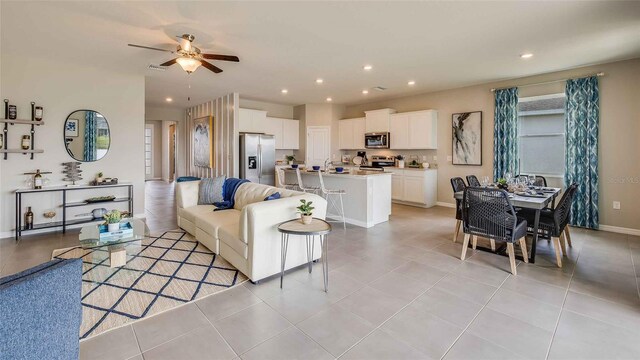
384,166,437,171
283,168,392,178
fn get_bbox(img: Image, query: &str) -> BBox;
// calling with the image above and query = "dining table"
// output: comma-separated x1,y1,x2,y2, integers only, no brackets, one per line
454,187,561,263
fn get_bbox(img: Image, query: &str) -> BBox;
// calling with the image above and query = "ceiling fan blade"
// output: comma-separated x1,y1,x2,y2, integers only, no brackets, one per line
201,54,240,62
127,44,174,53
201,60,223,73
159,58,178,67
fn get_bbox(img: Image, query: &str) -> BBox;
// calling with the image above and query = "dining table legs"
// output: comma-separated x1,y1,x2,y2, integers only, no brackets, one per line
529,209,541,263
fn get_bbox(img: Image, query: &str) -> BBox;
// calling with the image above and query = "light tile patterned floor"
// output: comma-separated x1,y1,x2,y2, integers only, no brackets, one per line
2,181,640,359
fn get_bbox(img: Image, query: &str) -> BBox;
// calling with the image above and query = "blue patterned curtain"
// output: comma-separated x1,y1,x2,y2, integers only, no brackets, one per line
493,87,519,181
565,76,599,229
83,111,97,162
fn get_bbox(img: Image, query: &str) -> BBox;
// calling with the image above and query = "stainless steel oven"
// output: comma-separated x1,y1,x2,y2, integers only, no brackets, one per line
364,132,390,149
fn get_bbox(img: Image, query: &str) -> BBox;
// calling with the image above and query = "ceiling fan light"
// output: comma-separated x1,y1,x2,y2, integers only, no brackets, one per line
176,57,201,73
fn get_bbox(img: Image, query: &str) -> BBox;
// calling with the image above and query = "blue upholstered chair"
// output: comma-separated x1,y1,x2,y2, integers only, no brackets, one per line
0,259,82,360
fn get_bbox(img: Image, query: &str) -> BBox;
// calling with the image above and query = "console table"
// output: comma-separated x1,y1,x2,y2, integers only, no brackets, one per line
15,183,133,240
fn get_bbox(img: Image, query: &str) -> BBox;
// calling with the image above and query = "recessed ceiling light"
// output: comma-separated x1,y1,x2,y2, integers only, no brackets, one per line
520,53,533,59
363,65,373,71
362,90,369,95
326,97,332,102
316,78,324,84
281,89,288,94
165,97,173,102
408,80,416,86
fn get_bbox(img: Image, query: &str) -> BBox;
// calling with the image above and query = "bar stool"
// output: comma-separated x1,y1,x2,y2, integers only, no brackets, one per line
317,171,346,229
295,168,321,194
277,168,298,190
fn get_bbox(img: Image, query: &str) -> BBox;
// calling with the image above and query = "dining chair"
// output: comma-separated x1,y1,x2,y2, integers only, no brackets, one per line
466,175,481,187
461,187,529,275
517,183,578,267
295,168,321,194
318,171,346,229
450,177,466,243
277,168,298,190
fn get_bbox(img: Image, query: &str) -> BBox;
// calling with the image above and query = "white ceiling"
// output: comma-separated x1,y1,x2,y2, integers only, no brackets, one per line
2,1,640,109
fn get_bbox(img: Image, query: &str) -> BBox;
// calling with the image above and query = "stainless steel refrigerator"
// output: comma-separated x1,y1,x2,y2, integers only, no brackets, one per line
239,133,275,185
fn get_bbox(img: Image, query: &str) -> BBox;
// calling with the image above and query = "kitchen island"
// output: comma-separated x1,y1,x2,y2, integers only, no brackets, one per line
284,169,391,228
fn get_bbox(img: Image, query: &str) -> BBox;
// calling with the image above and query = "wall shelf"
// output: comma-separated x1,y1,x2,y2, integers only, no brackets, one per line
0,119,45,125
0,149,44,154
3,99,44,160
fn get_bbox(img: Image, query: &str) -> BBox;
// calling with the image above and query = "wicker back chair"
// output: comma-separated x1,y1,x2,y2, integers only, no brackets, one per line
461,187,529,274
466,175,481,187
450,177,467,243
518,183,578,267
516,174,547,187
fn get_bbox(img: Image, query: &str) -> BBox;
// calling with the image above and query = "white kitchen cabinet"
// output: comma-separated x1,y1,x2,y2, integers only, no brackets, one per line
240,109,299,149
265,117,284,148
389,110,437,149
338,117,366,149
389,113,409,149
408,110,438,149
391,172,404,200
365,108,395,133
282,119,299,149
352,118,366,149
238,108,267,133
386,168,437,207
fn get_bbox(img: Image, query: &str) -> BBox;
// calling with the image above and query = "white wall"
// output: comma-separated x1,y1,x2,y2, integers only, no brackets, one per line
0,54,145,236
239,98,294,119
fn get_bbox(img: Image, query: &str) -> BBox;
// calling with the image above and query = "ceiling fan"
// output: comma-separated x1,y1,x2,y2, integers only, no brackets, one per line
128,34,239,74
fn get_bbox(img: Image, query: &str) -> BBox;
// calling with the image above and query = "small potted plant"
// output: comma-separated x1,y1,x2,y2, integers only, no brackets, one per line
496,178,508,190
96,171,104,183
296,199,315,225
103,210,122,232
395,155,405,168
286,155,296,166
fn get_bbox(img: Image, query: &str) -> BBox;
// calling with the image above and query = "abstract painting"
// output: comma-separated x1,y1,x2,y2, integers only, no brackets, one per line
452,111,482,165
193,115,214,168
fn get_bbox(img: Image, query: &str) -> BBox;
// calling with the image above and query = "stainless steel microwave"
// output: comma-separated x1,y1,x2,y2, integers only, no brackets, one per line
365,132,390,149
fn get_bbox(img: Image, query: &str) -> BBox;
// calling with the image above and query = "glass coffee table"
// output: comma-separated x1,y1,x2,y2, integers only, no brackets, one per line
79,218,150,268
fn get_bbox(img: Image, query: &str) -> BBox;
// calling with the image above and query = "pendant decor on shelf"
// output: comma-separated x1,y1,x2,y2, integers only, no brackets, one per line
62,161,83,186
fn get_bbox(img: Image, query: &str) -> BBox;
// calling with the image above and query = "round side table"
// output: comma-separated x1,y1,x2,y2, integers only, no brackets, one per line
277,218,331,292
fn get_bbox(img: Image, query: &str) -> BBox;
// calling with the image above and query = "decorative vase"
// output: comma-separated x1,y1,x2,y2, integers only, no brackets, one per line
288,160,294,165
397,160,405,168
108,223,120,232
301,215,313,225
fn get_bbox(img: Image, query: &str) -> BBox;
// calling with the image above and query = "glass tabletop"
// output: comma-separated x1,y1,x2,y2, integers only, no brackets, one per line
79,218,150,249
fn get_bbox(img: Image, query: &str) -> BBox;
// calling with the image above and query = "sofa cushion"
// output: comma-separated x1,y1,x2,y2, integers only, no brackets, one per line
218,223,247,259
198,176,226,205
233,182,301,210
179,205,216,224
194,209,241,238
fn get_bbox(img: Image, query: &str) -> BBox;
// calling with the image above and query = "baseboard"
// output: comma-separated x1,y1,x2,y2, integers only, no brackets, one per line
436,202,456,209
326,213,376,228
598,224,640,236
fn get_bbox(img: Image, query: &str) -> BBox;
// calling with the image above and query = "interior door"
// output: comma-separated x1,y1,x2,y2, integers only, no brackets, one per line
169,124,176,181
306,126,331,167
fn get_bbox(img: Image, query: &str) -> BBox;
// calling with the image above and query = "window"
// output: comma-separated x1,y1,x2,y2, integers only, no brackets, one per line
517,94,566,177
145,127,152,176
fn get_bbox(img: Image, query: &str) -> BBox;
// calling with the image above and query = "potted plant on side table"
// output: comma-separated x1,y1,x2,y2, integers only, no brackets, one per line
103,210,122,232
296,199,315,225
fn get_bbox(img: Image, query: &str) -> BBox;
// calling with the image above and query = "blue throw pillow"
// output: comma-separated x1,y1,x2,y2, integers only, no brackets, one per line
264,192,281,201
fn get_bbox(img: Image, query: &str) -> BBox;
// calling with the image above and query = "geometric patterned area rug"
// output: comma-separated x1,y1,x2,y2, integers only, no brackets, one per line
52,230,248,339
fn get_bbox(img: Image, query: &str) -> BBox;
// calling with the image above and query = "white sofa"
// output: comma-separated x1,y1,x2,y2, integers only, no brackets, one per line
176,181,327,282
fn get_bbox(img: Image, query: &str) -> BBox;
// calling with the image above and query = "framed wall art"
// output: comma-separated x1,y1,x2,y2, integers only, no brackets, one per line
452,111,482,165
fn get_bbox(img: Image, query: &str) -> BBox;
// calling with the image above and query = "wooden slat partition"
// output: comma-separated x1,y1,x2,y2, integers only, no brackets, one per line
184,93,239,178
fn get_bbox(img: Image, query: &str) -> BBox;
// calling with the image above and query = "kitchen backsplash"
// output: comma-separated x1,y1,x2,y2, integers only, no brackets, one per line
341,149,438,166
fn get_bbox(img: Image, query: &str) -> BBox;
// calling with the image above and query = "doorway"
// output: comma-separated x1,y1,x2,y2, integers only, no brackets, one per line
306,126,331,167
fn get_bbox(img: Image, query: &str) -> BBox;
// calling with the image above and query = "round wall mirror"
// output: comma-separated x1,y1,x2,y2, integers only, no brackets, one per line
64,110,110,162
